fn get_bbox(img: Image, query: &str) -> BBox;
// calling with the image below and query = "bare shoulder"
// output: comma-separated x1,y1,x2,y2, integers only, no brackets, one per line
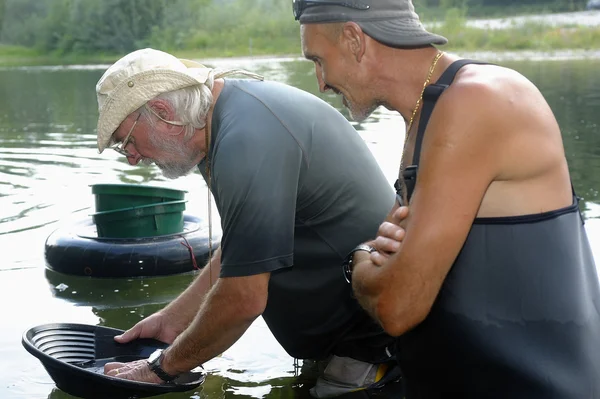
448,65,558,124
440,64,553,126
425,62,571,215
429,63,562,153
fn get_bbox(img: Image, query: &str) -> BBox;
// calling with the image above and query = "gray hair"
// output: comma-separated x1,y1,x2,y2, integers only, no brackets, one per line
138,71,216,140
137,68,262,141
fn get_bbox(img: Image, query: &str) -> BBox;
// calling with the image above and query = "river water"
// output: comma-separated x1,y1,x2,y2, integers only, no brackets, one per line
423,9,600,30
0,55,599,399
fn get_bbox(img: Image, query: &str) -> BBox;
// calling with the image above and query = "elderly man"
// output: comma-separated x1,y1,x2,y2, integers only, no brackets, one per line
295,0,600,398
95,48,402,397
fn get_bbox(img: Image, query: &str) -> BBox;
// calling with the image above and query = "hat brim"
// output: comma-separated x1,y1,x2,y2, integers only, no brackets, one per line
358,19,448,47
97,68,208,153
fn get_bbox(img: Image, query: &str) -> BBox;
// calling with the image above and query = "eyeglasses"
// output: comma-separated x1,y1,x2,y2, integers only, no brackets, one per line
111,107,188,158
111,113,141,158
292,0,370,21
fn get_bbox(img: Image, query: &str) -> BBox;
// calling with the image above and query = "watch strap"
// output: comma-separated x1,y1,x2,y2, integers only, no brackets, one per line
147,349,178,383
342,244,377,283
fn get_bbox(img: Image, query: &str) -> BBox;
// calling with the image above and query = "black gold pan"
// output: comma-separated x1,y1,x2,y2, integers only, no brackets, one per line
22,323,205,399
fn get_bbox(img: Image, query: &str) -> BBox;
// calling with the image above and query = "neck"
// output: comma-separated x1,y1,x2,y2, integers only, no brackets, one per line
370,46,454,125
190,79,225,164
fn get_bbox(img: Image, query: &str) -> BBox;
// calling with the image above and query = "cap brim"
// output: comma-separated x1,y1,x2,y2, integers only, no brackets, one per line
97,69,208,153
358,19,448,47
178,58,208,69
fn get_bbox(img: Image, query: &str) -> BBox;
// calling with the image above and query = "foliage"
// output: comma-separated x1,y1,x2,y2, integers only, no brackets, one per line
0,43,37,57
0,0,596,63
417,0,587,18
433,9,600,52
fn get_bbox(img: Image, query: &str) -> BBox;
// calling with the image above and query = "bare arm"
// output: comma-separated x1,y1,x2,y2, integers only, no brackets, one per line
105,270,270,382
353,68,571,336
160,272,269,374
352,82,501,336
113,247,222,344
159,247,222,326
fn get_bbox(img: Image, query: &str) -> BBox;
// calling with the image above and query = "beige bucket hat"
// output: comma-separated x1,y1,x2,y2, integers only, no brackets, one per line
96,48,262,153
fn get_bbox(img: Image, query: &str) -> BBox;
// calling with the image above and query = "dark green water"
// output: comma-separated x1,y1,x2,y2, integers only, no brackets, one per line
0,56,598,399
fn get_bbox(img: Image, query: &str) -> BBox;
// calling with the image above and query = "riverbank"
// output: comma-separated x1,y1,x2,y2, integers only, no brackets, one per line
1,11,600,67
4,48,600,70
200,49,600,68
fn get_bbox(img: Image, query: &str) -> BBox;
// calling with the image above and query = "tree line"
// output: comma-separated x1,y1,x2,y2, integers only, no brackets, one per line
0,0,588,56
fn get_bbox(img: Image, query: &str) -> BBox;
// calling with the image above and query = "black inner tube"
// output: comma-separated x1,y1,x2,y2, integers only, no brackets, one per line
44,214,221,278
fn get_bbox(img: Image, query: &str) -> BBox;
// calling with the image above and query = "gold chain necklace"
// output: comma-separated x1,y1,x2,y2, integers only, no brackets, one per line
406,51,444,134
396,51,445,205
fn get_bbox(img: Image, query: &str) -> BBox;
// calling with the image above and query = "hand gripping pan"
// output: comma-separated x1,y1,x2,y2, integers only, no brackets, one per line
22,323,205,399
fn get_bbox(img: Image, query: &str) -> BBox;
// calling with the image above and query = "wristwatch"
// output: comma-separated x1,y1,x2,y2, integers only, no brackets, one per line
342,244,377,284
147,349,178,383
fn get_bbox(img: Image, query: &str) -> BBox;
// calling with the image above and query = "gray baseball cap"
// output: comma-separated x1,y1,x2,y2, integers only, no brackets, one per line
296,0,447,47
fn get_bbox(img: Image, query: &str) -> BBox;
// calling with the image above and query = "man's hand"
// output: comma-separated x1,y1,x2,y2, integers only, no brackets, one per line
104,359,164,384
372,206,409,265
114,312,183,345
351,206,409,269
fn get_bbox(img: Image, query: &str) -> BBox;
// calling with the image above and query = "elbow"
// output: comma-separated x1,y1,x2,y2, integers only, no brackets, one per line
375,295,431,337
237,292,267,321
221,273,269,322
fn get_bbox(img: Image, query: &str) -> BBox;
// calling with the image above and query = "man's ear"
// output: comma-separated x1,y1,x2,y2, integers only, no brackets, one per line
147,99,181,135
342,22,366,62
147,99,170,120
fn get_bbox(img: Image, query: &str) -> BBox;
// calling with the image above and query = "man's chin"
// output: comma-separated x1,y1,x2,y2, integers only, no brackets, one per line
348,104,378,122
347,108,369,123
342,98,369,122
158,163,196,179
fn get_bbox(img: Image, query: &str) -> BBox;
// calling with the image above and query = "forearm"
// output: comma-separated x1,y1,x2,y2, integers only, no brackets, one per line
160,275,267,374
160,247,222,327
353,248,443,337
351,252,383,323
353,204,410,324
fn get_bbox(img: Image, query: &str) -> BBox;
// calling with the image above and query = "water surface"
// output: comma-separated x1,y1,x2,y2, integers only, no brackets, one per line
0,56,599,399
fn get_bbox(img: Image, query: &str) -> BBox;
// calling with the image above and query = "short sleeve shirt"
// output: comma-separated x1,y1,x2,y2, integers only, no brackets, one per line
198,80,395,360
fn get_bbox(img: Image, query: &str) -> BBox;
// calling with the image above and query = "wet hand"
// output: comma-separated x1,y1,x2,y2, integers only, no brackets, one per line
104,359,164,384
114,312,179,345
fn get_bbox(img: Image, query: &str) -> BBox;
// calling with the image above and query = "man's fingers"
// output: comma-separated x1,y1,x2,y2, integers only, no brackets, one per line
377,221,406,241
392,206,409,224
114,325,140,343
374,236,401,254
103,359,164,384
370,251,387,266
104,361,127,376
373,215,407,256
105,360,149,379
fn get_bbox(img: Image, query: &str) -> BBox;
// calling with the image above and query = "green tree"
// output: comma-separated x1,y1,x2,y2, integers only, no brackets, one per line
0,0,46,46
65,0,166,53
146,0,211,50
0,0,5,38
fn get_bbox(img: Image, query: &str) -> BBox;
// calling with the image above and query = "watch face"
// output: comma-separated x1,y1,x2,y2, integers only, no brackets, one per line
148,349,163,364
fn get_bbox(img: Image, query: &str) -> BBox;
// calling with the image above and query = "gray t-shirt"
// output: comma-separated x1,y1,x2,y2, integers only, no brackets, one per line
198,79,395,360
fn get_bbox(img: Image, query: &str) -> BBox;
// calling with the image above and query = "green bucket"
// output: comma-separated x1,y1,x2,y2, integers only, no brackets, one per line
91,184,187,212
92,200,187,238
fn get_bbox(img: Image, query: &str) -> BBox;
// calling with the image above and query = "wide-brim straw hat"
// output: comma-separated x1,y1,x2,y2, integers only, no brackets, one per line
95,48,217,153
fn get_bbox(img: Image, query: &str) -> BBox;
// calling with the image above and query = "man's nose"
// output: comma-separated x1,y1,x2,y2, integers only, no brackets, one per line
315,65,329,93
126,151,141,166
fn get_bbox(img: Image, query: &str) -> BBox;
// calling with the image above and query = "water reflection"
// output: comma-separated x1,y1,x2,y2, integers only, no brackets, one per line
1,57,599,399
44,269,194,311
502,59,600,207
